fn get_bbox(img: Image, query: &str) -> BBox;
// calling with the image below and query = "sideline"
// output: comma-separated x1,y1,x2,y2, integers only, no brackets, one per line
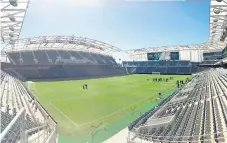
78,89,173,127
32,89,80,127
54,82,145,101
53,79,176,101
48,101,79,127
31,77,179,129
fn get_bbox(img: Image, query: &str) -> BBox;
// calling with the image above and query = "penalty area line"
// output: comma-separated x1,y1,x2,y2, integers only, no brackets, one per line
78,82,175,127
31,86,80,128
48,101,79,127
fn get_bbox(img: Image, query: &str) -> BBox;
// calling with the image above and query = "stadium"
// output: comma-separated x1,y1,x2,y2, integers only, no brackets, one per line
0,0,227,143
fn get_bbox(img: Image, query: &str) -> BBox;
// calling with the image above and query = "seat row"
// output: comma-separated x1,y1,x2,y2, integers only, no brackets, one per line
129,68,227,142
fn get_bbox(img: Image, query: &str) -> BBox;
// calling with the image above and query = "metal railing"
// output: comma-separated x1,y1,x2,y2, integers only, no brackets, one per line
0,108,26,143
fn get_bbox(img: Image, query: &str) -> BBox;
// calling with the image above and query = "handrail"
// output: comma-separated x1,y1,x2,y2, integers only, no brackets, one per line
45,126,57,143
21,82,57,125
25,124,47,135
0,108,25,142
24,124,48,143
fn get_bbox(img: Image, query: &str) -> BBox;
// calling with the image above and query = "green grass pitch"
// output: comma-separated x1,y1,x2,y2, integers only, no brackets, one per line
28,74,191,143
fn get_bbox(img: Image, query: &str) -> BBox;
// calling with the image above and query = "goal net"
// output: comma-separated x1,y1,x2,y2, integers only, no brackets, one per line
152,72,160,75
26,81,35,91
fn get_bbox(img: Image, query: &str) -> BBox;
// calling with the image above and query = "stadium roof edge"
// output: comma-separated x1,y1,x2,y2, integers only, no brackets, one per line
125,40,226,54
1,0,30,44
126,0,227,54
210,0,227,42
3,35,122,55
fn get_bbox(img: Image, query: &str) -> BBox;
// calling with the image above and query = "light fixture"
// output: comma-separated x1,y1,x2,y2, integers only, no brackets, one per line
9,39,15,44
9,33,14,37
9,0,18,7
9,26,14,31
2,37,5,42
214,9,220,14
213,19,218,22
213,26,217,28
9,15,16,22
216,0,222,2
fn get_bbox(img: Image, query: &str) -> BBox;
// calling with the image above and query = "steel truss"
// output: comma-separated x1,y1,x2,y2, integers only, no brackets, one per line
127,0,227,57
1,0,30,43
3,36,121,55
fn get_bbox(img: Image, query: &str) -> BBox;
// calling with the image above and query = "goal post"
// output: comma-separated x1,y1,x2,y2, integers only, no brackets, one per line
151,72,160,75
26,81,35,91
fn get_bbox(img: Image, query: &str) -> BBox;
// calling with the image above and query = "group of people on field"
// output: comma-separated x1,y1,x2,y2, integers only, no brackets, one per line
176,78,190,88
147,76,174,82
82,84,88,90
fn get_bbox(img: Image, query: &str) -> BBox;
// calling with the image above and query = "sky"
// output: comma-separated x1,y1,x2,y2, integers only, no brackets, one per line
20,0,210,50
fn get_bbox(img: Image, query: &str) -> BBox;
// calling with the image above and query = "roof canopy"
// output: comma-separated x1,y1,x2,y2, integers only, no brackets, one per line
3,36,121,55
127,0,227,54
1,0,30,43
210,0,227,42
1,0,227,54
127,41,226,54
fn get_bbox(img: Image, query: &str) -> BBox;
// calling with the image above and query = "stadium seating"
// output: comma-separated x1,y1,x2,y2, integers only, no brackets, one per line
124,60,200,74
3,65,126,80
125,67,137,74
7,50,117,66
165,67,178,74
33,50,51,65
200,60,219,65
3,50,124,80
0,70,56,142
128,68,227,142
177,67,191,74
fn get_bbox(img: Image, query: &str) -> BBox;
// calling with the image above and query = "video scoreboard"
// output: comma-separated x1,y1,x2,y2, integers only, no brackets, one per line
147,52,179,60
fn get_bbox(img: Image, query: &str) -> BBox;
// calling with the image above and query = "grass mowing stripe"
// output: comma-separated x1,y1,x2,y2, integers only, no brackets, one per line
32,88,80,127
49,101,80,127
28,74,191,143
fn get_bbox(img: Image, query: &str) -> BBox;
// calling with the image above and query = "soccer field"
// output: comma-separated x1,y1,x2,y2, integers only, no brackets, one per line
29,74,191,143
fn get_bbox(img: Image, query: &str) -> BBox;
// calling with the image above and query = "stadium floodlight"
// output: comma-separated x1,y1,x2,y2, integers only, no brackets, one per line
9,0,18,7
9,33,14,37
213,19,218,22
9,26,14,31
9,15,16,22
2,37,5,42
9,39,15,44
214,9,220,14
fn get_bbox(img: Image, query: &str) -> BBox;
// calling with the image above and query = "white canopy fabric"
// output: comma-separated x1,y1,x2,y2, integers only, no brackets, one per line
3,36,121,55
1,0,29,43
1,0,227,54
210,0,227,42
127,0,227,54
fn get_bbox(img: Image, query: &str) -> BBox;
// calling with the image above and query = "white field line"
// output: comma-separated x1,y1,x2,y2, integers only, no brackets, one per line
48,101,79,127
32,89,80,127
55,82,144,101
78,85,175,127
39,79,148,102
54,91,101,101
32,78,178,128
55,93,109,102
78,92,154,127
54,78,177,101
